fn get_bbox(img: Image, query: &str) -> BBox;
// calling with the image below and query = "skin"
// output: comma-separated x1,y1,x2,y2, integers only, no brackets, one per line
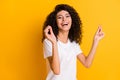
44,10,104,75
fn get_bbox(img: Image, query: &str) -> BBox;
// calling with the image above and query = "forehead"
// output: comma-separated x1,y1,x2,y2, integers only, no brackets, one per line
56,10,70,16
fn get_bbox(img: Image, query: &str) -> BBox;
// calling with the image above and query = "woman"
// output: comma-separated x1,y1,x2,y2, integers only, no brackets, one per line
42,4,104,80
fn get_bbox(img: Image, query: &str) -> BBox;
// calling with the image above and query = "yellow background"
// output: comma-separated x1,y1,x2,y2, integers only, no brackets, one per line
0,0,120,80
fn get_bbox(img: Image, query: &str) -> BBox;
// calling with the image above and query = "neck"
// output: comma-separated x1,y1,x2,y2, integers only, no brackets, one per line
57,31,69,43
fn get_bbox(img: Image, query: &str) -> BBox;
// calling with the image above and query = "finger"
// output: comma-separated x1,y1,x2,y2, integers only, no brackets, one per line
96,25,102,34
98,25,102,32
49,26,54,34
44,31,48,38
101,32,105,36
96,26,100,34
44,25,51,33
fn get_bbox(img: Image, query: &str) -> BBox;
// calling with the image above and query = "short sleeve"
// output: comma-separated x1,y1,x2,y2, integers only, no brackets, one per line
43,39,52,58
74,43,83,56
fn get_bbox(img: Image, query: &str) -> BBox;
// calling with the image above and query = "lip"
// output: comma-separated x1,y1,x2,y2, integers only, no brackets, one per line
61,23,69,26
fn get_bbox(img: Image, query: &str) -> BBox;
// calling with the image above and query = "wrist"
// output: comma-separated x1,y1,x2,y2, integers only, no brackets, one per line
93,39,99,46
52,40,57,45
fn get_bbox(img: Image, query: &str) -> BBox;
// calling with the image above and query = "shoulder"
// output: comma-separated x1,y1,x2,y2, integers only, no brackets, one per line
70,40,80,46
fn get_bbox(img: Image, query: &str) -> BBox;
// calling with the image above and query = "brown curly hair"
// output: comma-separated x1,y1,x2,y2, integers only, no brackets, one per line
42,4,82,44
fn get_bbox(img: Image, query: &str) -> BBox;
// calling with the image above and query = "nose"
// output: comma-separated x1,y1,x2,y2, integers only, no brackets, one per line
62,16,66,21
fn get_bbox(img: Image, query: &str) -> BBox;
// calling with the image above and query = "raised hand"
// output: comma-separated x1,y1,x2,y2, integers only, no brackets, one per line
44,25,57,43
94,26,105,42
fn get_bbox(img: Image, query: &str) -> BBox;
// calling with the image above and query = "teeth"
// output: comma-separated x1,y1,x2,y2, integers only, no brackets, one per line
62,24,68,26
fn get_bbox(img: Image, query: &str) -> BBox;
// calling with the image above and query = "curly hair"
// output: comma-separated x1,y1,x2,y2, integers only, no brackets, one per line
42,4,82,44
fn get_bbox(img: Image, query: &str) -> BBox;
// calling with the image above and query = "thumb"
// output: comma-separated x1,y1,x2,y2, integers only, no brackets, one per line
96,25,102,34
49,26,54,34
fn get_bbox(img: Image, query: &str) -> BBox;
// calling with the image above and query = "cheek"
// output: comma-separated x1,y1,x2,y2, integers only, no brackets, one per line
68,17,72,22
57,19,62,26
69,18,72,25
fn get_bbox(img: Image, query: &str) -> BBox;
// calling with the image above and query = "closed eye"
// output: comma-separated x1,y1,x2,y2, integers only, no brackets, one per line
66,14,70,17
57,16,62,19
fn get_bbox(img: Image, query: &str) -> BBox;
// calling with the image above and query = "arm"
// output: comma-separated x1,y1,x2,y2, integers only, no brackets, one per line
77,26,104,68
44,25,60,75
48,42,60,75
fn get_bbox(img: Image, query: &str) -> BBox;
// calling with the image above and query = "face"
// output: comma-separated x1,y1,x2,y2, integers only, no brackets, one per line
56,10,72,32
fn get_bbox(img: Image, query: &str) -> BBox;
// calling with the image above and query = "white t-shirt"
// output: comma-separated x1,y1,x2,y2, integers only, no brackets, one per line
43,39,82,80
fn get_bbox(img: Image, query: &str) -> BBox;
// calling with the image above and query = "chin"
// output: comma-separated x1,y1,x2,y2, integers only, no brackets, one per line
62,28,71,32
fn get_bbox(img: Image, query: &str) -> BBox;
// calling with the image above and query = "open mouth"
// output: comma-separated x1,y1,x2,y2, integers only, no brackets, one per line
62,23,68,26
